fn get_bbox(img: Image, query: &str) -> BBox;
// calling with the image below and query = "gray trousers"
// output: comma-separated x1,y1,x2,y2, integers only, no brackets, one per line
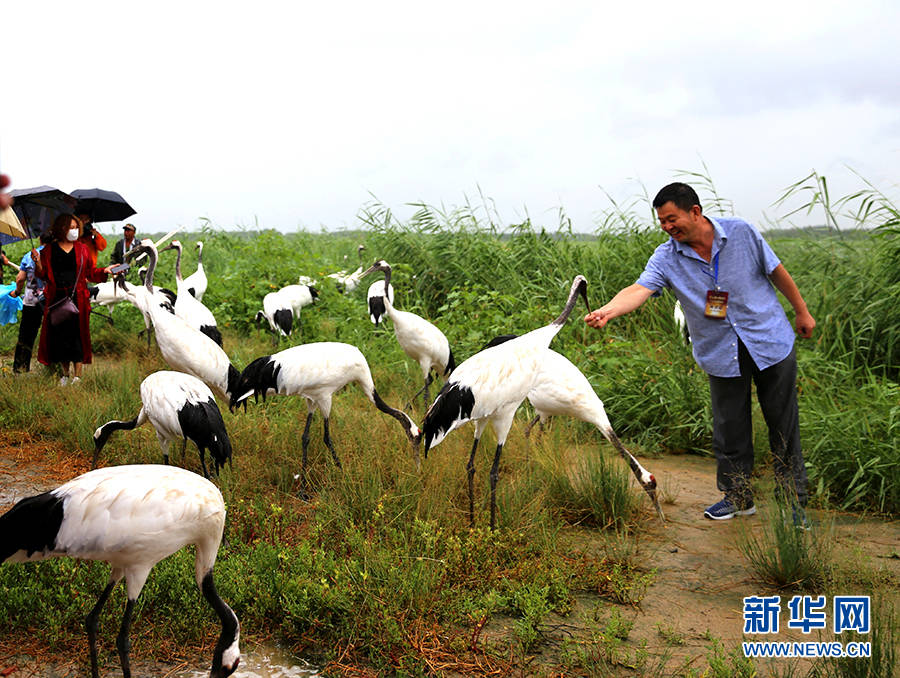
707,342,807,508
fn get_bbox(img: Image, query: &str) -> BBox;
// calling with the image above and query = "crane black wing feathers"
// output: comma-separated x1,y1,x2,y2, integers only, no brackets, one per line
0,491,66,562
422,382,475,452
273,309,293,336
177,398,233,474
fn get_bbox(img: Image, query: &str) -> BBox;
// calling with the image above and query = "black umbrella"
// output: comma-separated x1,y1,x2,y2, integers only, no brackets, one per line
9,185,76,237
71,188,136,223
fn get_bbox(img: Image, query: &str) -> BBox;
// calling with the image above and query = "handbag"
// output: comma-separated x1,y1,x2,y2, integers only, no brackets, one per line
48,296,79,326
47,250,84,326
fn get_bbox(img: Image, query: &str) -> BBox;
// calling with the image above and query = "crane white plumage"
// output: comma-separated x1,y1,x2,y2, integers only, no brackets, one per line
93,371,233,479
366,278,394,326
255,283,319,341
231,342,421,493
421,275,589,529
0,465,240,677
161,240,222,346
88,277,129,308
482,337,665,522
183,240,208,300
126,240,241,404
673,299,691,344
326,243,366,293
361,260,455,408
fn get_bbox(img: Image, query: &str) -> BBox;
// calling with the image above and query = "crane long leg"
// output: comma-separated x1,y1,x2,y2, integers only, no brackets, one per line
116,598,137,678
523,415,541,439
322,417,342,470
408,372,433,412
489,443,504,531
199,446,210,479
300,411,314,500
86,580,118,678
466,437,480,529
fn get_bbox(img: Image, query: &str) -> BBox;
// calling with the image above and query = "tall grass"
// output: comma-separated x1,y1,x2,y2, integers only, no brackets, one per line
0,169,898,674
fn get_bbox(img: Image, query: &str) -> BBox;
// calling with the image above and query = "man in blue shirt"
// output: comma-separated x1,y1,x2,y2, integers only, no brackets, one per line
585,183,815,523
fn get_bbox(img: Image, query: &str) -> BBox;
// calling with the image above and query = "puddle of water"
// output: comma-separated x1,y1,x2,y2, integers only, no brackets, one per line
181,643,319,678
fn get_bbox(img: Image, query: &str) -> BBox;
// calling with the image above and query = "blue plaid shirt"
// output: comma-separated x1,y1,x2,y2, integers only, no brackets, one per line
636,216,795,377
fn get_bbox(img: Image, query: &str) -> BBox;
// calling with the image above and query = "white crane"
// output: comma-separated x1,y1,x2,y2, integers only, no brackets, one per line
88,277,128,308
327,244,366,293
255,283,319,342
366,278,394,326
126,240,241,404
673,299,691,344
481,336,665,522
361,260,455,409
183,240,208,300
0,465,240,678
118,269,177,348
421,275,589,530
231,342,421,494
160,240,222,346
93,371,233,479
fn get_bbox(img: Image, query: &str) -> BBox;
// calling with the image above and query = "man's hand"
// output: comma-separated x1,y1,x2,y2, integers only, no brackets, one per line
584,309,612,329
795,310,816,339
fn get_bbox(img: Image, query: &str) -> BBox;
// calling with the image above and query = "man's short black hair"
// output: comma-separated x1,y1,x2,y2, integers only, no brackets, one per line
653,182,701,213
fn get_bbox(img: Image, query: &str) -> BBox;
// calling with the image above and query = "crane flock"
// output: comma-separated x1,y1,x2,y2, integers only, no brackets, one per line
6,244,671,674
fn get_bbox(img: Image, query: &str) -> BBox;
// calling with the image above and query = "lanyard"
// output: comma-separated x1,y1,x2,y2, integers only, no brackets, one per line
701,251,720,286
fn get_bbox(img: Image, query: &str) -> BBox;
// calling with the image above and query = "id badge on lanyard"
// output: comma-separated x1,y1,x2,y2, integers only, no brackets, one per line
703,252,728,319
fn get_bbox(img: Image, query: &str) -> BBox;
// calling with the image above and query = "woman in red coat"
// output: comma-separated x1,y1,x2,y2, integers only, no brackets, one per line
32,214,112,385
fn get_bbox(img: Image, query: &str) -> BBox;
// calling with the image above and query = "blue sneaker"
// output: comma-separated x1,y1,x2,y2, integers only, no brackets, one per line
704,496,757,520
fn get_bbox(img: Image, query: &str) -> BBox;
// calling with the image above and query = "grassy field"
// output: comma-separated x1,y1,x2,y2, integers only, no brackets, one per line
0,176,897,676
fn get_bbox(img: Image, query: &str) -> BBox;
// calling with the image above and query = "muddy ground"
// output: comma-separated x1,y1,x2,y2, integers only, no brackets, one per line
0,432,897,676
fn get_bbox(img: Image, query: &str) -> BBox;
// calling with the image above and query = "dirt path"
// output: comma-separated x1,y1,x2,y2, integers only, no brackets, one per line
1,435,897,676
619,453,900,673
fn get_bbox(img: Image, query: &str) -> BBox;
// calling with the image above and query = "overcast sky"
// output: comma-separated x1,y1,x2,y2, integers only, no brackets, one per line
3,1,898,236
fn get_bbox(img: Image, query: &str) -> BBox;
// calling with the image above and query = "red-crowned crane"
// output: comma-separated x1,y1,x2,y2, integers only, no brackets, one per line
0,465,240,678
126,240,240,404
421,275,589,530
366,278,394,326
482,335,665,522
93,371,233,479
184,240,208,300
160,240,222,346
361,260,455,409
255,283,319,343
230,341,421,495
327,244,366,293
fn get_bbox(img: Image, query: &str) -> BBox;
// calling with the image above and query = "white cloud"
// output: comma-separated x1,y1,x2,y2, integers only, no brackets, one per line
2,0,898,234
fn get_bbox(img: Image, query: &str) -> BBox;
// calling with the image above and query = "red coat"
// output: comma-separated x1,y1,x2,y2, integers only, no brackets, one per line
37,241,109,365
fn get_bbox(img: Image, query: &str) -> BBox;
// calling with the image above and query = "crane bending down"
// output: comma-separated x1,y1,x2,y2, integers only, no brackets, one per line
230,342,421,495
361,260,455,409
93,371,233,479
126,240,241,403
255,283,319,342
421,275,589,530
483,336,665,522
0,465,240,678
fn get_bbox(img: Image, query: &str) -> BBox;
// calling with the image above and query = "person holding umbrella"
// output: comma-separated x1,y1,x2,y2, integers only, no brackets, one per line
32,214,113,385
75,211,107,268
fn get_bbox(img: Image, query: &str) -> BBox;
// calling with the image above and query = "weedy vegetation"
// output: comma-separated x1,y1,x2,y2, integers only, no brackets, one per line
0,170,897,675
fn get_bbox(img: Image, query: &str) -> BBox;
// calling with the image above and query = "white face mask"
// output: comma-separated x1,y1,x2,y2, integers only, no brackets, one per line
66,228,79,242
